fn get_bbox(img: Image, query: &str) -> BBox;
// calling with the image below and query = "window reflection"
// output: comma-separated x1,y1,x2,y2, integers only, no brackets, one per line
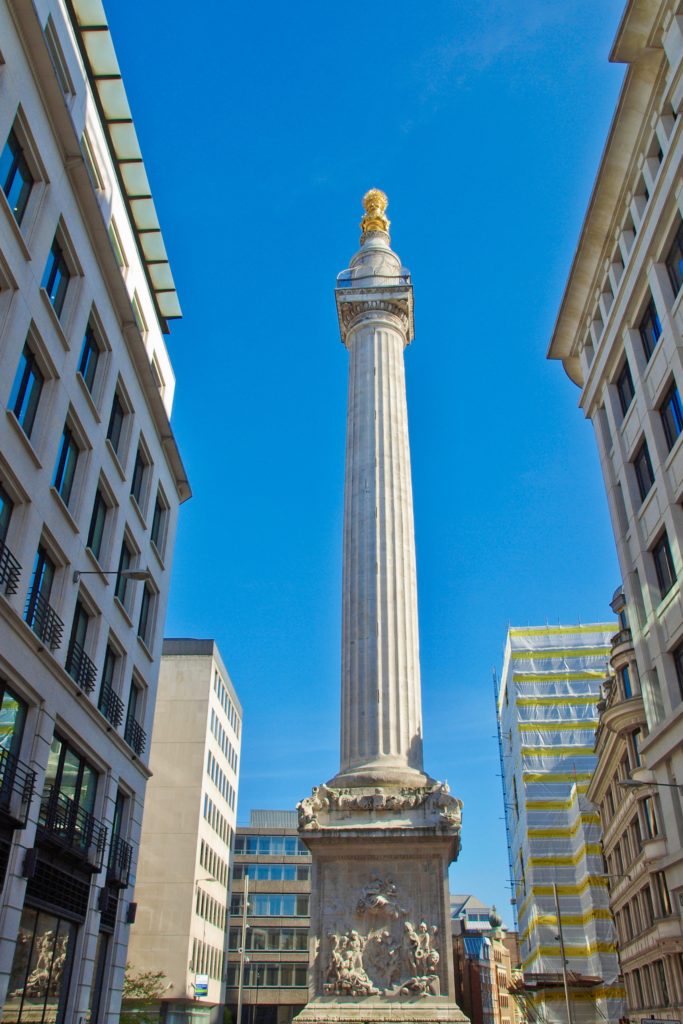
4,908,75,1023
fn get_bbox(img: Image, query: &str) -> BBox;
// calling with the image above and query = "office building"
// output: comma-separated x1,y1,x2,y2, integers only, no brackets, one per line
548,0,683,1015
0,1,188,1021
225,810,311,1024
126,640,242,1024
451,905,523,1024
497,625,623,1024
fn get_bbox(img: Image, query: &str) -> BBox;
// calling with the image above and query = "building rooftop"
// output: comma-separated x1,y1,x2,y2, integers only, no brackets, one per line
67,0,181,331
248,810,299,829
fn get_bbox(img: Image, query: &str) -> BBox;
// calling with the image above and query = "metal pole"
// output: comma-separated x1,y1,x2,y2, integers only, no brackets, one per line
553,883,573,1024
236,873,249,1024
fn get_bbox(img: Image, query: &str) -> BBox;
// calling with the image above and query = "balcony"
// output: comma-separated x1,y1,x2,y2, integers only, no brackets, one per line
107,832,133,889
37,784,107,872
24,587,64,651
98,683,124,728
610,627,634,668
0,749,36,828
124,712,146,756
0,540,21,596
65,639,96,694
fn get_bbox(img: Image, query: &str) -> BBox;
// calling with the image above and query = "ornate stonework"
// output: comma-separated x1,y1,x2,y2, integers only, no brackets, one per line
297,781,462,838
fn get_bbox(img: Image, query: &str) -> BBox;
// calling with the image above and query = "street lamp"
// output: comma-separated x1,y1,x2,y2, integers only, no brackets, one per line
72,567,152,584
236,873,251,1024
616,777,683,794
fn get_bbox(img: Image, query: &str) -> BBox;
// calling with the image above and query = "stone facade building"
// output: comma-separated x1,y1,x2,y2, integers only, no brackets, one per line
548,0,683,1017
451,904,522,1024
497,625,623,1024
225,811,311,1024
127,640,242,1024
0,1,188,1021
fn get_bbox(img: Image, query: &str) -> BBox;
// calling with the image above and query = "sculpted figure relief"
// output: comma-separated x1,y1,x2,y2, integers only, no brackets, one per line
321,880,441,1000
297,781,462,833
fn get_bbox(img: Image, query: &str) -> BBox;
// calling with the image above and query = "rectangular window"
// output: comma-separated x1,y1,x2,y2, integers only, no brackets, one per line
654,872,672,917
616,360,635,416
0,483,14,545
0,126,34,225
673,641,683,701
78,324,99,393
130,447,147,508
115,540,132,607
108,220,126,268
3,907,77,1024
620,665,633,699
138,583,154,644
80,132,103,191
52,425,79,506
87,489,107,561
659,380,683,451
652,531,677,598
42,237,71,317
25,544,55,637
131,292,147,336
633,439,655,502
666,219,683,296
9,344,43,438
640,298,662,361
642,795,659,838
107,392,125,455
151,491,168,555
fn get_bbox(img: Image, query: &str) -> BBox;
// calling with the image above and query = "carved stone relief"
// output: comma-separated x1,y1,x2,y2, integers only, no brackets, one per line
296,781,462,834
320,878,441,1000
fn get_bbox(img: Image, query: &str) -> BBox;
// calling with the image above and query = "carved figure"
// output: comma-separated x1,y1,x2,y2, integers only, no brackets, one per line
322,929,379,996
357,878,405,919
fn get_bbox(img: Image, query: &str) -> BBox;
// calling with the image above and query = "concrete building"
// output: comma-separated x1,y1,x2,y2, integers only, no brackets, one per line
548,0,683,1017
0,1,188,1022
225,811,311,1024
497,625,623,1024
126,640,242,1024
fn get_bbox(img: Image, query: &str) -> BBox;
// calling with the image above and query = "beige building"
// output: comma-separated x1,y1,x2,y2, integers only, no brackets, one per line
226,811,311,1024
127,640,242,1024
0,0,188,1022
548,0,683,1017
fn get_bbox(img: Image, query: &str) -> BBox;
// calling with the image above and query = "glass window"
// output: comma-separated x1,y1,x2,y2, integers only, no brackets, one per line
151,492,167,554
666,219,683,296
44,734,97,817
87,490,107,561
0,127,34,225
52,426,79,506
0,483,13,545
640,298,662,361
620,665,632,699
9,344,44,439
107,393,125,454
78,324,99,393
633,439,655,502
115,541,132,607
616,360,635,416
659,381,683,452
25,545,55,634
0,681,27,758
654,872,672,917
138,585,153,646
642,796,659,838
655,959,670,1006
41,238,70,317
652,531,677,598
3,907,76,1024
130,447,146,507
673,641,683,701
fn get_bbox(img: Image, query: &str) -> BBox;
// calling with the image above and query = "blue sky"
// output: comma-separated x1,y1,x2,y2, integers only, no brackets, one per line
107,0,624,920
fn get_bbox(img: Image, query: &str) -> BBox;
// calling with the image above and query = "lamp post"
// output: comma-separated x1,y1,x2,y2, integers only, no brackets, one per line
72,567,152,584
617,777,683,795
236,873,249,1024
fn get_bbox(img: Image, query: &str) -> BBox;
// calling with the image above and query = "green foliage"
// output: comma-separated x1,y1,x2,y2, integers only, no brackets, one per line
120,963,167,1024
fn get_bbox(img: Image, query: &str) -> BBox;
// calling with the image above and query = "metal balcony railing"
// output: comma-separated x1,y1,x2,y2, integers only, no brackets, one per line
107,832,133,889
0,749,36,828
24,586,64,651
124,712,146,756
98,683,124,728
65,639,97,694
37,784,107,871
0,540,21,596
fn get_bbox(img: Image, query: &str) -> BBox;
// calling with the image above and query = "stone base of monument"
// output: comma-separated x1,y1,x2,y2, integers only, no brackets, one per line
293,784,470,1024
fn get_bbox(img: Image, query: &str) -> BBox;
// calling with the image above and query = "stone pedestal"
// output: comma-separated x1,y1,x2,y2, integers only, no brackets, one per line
294,783,468,1024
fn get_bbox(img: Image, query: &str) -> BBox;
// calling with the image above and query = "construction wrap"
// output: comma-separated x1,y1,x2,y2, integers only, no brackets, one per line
497,624,624,1024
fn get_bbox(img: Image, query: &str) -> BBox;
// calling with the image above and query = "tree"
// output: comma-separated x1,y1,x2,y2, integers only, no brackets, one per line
120,963,168,1024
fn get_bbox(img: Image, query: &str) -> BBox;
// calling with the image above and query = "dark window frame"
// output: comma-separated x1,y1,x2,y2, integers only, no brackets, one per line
666,219,683,296
0,126,34,225
41,237,71,318
633,438,655,502
78,323,100,393
52,425,79,506
660,380,683,452
652,531,677,598
639,297,662,362
9,344,44,439
616,360,636,416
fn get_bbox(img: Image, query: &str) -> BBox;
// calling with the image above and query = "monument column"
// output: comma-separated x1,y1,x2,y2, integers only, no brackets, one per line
295,191,468,1024
337,189,424,786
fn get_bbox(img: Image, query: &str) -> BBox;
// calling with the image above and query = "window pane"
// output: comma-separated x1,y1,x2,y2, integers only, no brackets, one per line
78,326,99,392
1,128,34,225
666,221,683,295
640,299,662,361
0,483,14,544
42,239,71,317
660,382,683,452
10,345,44,438
616,361,635,416
107,394,124,453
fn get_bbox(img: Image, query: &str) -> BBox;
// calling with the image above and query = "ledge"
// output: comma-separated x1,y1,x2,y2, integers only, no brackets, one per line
39,287,71,351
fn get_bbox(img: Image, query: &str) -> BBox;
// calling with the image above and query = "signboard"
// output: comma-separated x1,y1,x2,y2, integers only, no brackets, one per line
641,1019,680,1024
195,974,209,998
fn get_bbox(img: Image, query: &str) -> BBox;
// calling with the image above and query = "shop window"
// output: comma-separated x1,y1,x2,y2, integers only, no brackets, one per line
3,907,76,1024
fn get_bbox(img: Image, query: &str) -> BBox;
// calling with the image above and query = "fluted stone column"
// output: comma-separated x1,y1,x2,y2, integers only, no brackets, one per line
334,196,424,786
